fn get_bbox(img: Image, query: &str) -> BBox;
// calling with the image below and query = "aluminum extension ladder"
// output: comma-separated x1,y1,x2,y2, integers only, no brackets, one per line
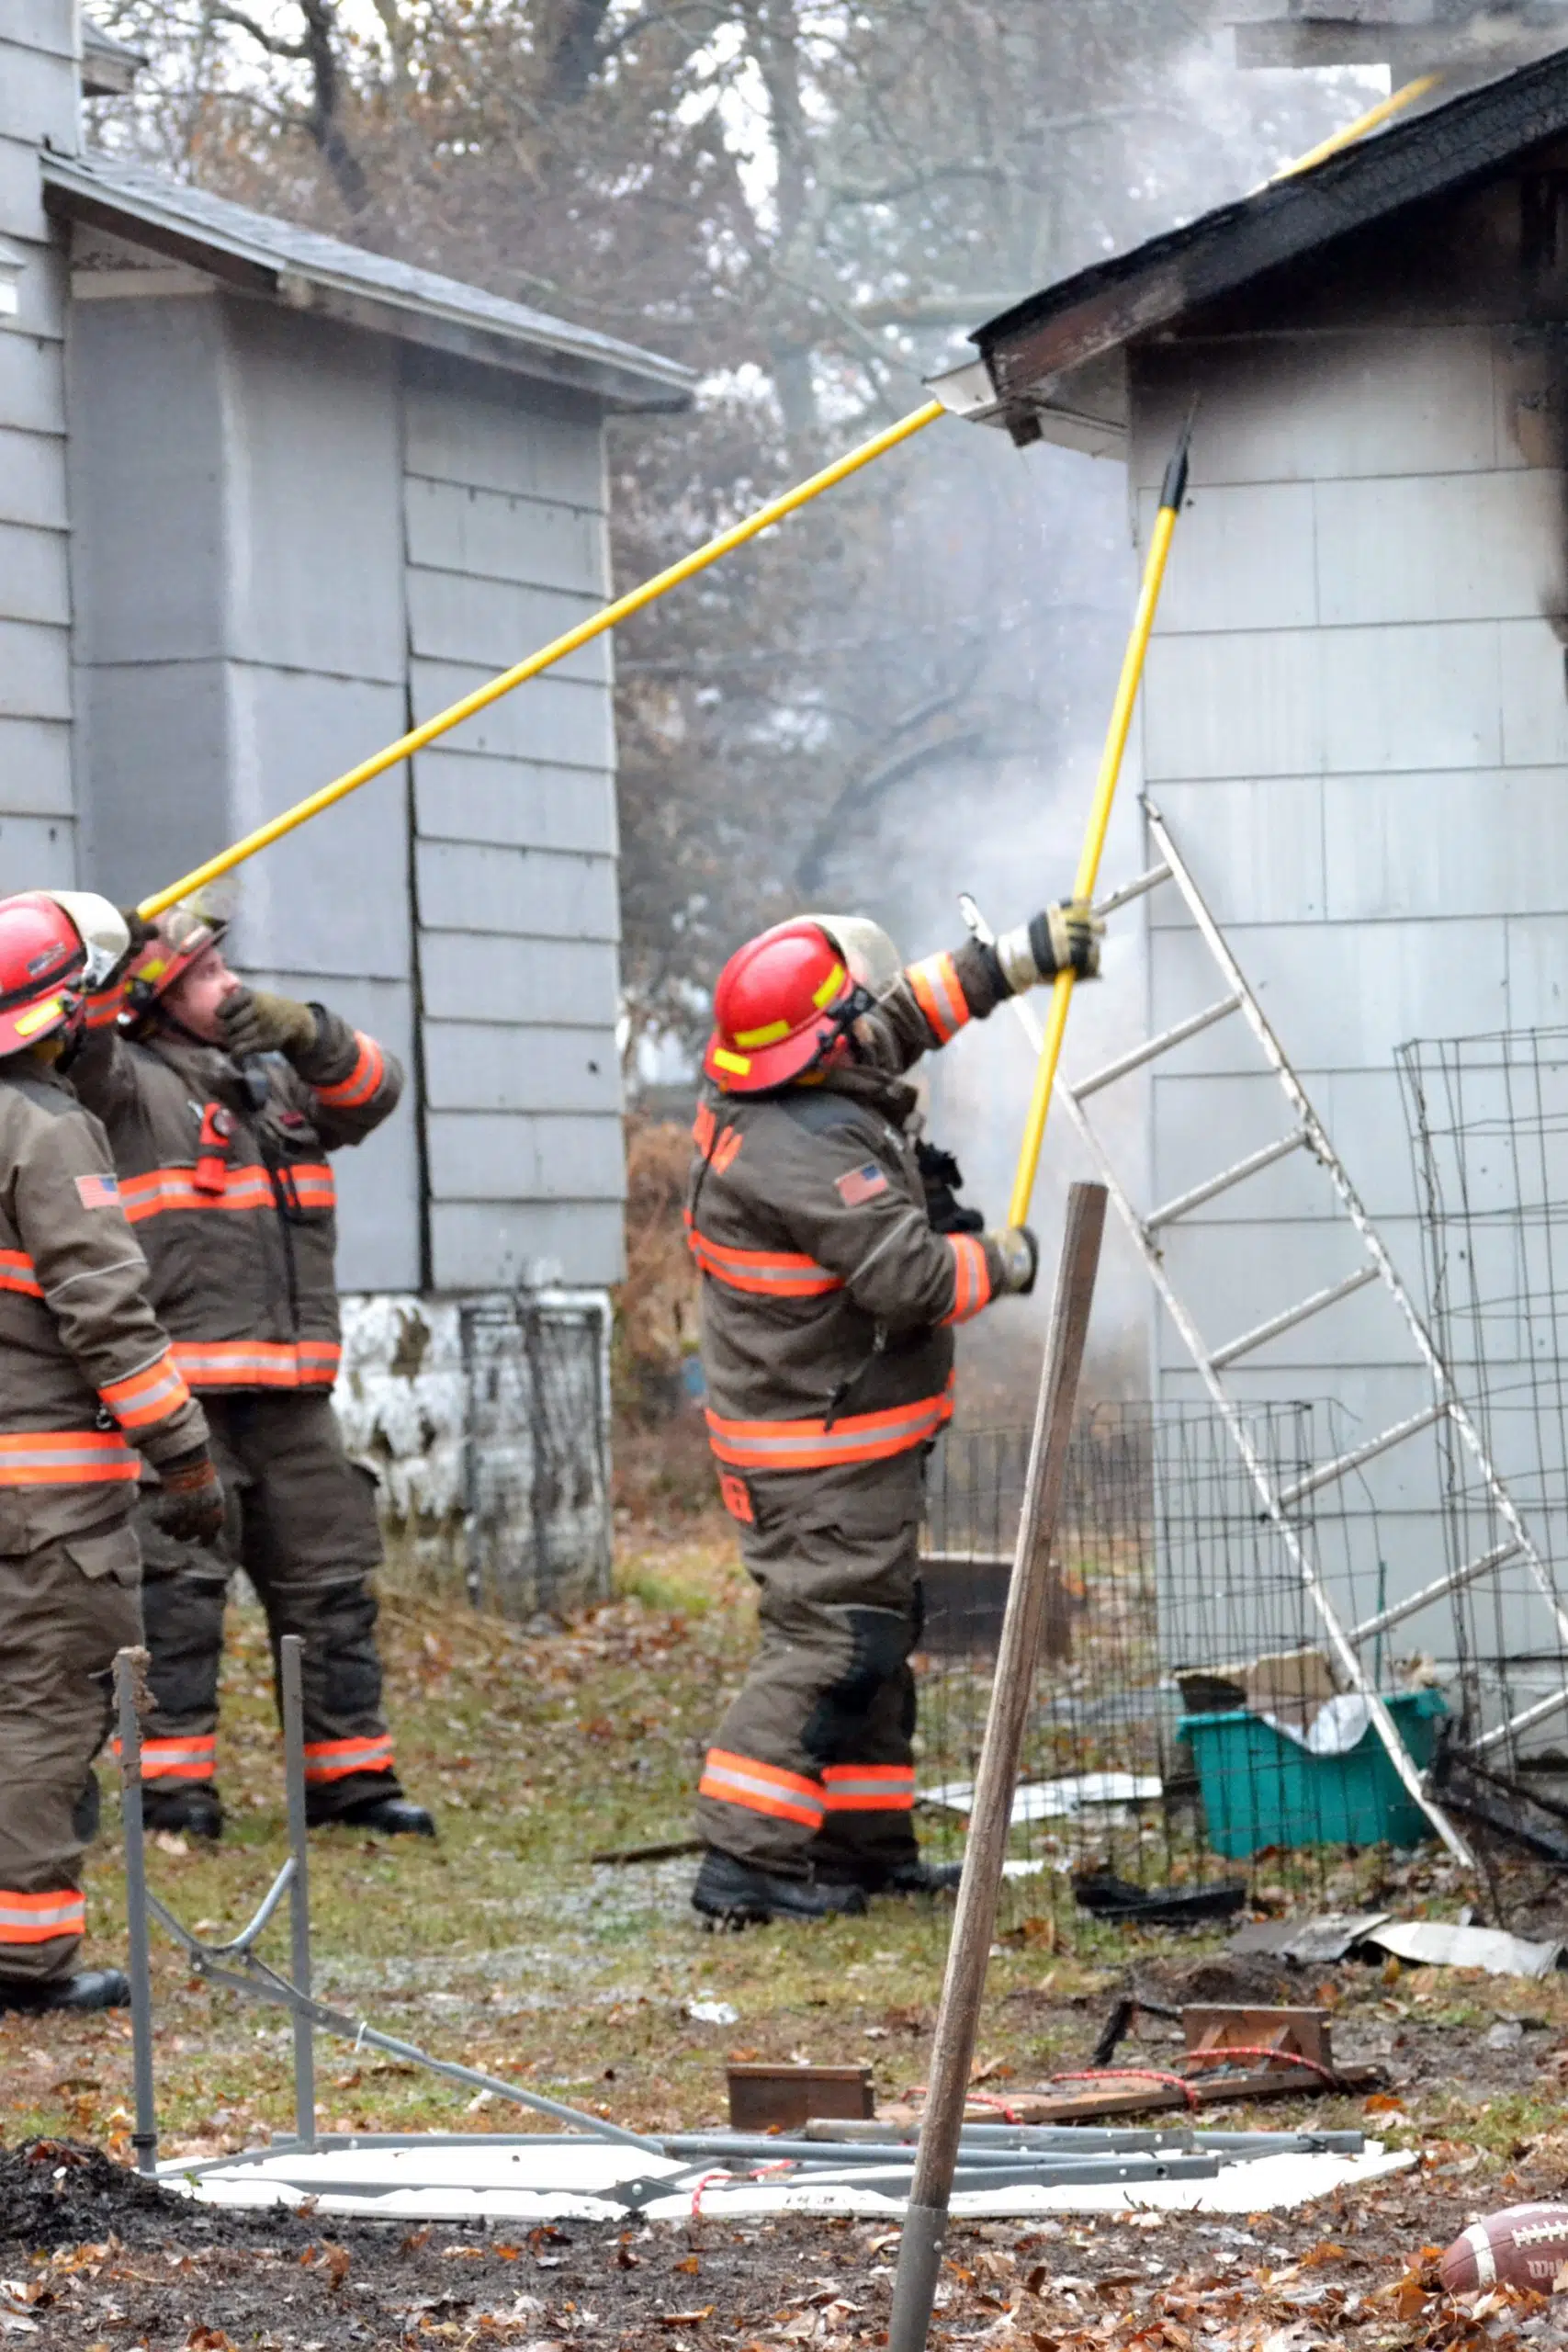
965,796,1568,1868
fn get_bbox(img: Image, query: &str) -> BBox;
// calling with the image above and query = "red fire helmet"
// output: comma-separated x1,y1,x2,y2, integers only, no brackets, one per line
703,919,858,1094
0,890,88,1058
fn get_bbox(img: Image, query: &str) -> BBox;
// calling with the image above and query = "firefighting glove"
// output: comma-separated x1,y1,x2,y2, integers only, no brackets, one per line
918,1140,986,1236
989,1226,1040,1296
994,900,1104,991
219,988,319,1062
152,1445,226,1545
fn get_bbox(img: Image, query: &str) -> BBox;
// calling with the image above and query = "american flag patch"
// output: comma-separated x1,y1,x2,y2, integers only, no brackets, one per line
835,1161,889,1207
75,1172,120,1209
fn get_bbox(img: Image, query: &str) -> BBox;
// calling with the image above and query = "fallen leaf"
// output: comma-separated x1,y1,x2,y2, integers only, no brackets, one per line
657,2311,714,2330
675,2254,701,2274
153,1831,189,1857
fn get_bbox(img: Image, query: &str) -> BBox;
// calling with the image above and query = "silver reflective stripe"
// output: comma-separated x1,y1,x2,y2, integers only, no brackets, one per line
0,1442,136,1473
716,1404,945,1463
823,1776,914,1801
0,1896,82,1931
702,1762,824,1818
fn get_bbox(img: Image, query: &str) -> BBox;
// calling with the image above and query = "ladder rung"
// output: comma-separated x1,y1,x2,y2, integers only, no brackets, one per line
1145,1131,1309,1232
1472,1679,1568,1755
1273,1399,1450,1513
1348,1540,1520,1645
1209,1263,1379,1370
1094,862,1172,921
1073,994,1242,1098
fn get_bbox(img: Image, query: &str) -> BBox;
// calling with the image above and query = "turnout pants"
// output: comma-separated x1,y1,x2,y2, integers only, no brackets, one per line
139,1392,402,1820
0,1521,140,1984
696,1452,925,1883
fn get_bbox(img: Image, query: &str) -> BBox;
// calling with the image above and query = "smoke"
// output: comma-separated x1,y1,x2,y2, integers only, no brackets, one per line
798,28,1390,1413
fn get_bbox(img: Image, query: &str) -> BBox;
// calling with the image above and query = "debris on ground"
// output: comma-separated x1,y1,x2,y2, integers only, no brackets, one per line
1074,1870,1248,1926
1232,1912,1565,1977
4,2137,1566,2350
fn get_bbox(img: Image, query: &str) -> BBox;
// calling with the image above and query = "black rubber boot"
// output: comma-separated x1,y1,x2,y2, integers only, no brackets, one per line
321,1792,435,1838
143,1785,224,1841
0,1969,130,2014
691,1849,868,1928
881,1858,964,1896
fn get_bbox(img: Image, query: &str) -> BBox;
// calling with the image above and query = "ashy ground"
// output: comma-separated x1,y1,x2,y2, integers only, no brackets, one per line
5,1532,1568,2347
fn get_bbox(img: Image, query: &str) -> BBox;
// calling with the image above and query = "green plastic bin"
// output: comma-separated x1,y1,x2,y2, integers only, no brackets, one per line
1177,1688,1448,1856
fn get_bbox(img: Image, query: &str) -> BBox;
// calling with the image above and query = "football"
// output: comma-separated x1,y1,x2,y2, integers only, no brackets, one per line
1438,2206,1568,2295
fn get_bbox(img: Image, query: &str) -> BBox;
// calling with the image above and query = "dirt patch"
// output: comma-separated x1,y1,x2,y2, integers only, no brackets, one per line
0,2141,185,2247
1,2140,1562,2349
1128,1951,1300,2008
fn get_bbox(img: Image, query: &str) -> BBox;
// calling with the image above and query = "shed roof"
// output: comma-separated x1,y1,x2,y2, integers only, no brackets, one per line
935,41,1568,451
42,151,694,413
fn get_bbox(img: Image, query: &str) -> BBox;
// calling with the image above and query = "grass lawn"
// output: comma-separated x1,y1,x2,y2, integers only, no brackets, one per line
6,1532,1568,2167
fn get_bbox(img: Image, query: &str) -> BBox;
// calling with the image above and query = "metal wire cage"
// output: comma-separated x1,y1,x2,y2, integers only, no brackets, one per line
915,1403,1449,1909
1398,1028,1568,1770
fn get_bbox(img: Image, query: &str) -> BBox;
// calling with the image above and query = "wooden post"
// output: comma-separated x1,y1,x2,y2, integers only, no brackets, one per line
887,1182,1107,2352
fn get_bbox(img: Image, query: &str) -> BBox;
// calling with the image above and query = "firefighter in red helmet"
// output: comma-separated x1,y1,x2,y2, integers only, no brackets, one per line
688,898,1102,1925
0,891,222,2010
71,900,430,1843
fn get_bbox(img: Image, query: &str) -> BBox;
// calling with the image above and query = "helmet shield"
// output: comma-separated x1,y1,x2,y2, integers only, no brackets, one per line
804,914,902,1000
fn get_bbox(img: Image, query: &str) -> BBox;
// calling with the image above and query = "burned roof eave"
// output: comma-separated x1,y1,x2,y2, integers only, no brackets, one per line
971,41,1568,427
42,159,694,415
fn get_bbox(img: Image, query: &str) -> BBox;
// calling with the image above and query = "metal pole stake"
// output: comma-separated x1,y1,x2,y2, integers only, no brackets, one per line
113,1646,159,2177
887,1184,1107,2352
279,1634,316,2149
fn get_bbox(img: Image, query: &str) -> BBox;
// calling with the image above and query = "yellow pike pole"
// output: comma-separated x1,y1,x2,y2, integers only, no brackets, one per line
1269,73,1439,183
1007,414,1193,1230
139,397,946,922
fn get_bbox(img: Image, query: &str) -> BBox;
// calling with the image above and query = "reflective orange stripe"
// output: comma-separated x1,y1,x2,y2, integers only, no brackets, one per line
0,1430,139,1485
171,1339,341,1390
698,1748,825,1828
691,1103,741,1173
85,984,125,1032
303,1734,394,1784
941,1232,993,1327
822,1764,917,1814
113,1733,215,1782
907,952,970,1046
685,1214,842,1298
705,1376,954,1472
0,1888,85,1945
313,1033,385,1111
100,1349,192,1431
0,1249,40,1298
119,1162,335,1221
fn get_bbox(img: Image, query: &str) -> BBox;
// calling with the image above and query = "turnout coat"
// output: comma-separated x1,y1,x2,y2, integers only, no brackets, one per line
0,1059,207,1548
73,1007,401,1396
687,935,1018,1501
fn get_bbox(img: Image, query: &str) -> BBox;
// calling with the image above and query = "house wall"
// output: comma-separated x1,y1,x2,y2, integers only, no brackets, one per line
401,350,626,1293
1128,288,1568,1674
67,294,626,1304
0,2,77,897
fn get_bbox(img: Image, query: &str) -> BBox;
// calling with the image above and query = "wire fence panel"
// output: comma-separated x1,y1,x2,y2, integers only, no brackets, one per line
1400,1029,1568,1768
915,1403,1449,1913
461,1296,612,1622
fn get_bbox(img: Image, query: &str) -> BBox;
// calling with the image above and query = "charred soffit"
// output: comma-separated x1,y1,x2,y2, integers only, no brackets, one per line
967,42,1568,443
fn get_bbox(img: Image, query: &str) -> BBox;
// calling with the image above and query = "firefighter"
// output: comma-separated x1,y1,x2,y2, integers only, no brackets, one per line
687,900,1102,1926
0,891,223,2010
72,901,432,1842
